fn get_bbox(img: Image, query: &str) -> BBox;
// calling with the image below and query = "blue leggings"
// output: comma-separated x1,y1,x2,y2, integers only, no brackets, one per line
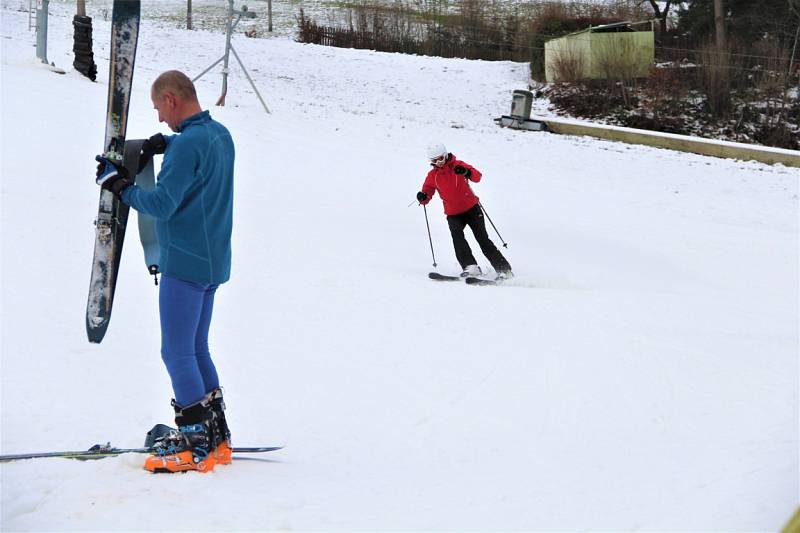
160,275,221,407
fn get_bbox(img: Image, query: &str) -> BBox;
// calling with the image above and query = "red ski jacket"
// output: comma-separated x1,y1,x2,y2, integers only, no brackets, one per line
419,154,482,216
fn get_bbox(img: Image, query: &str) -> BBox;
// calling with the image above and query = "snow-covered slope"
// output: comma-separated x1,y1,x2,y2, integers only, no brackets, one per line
1,3,798,531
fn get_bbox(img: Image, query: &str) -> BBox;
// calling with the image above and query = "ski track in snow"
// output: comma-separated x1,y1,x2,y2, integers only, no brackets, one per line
1,2,799,531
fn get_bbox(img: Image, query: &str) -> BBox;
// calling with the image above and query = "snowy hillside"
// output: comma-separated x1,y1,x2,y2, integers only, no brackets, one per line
1,2,798,531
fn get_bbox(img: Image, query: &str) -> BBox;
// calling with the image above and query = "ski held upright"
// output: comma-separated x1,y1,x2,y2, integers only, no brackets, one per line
86,0,141,343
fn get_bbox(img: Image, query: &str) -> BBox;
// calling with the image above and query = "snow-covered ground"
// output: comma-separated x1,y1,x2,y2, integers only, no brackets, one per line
1,2,799,531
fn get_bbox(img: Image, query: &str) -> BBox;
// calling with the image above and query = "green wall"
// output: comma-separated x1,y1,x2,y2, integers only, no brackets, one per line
545,30,654,82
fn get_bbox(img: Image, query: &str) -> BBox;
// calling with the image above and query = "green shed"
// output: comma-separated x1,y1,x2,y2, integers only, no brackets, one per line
544,22,654,83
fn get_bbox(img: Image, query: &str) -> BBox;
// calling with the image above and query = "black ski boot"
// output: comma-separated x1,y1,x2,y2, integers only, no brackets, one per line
207,388,233,464
144,399,217,473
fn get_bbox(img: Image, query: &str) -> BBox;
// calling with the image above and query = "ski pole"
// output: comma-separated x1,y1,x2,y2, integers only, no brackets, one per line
479,203,508,248
423,204,437,267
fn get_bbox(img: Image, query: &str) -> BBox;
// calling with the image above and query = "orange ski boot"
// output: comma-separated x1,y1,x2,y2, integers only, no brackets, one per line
207,388,233,465
213,440,233,465
144,399,217,473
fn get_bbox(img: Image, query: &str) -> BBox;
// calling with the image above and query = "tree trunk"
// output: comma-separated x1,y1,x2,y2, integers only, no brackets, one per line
713,0,726,51
187,0,192,30
76,0,85,17
645,0,670,34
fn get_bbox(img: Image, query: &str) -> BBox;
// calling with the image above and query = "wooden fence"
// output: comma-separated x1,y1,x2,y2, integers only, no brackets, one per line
298,18,530,62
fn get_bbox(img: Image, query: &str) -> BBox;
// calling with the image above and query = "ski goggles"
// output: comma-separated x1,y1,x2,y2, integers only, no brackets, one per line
430,154,446,165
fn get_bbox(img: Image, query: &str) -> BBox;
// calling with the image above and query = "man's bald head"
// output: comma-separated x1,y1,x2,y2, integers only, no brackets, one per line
150,70,203,132
151,70,198,103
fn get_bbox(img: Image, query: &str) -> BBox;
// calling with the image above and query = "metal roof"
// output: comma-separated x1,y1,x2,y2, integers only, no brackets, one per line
559,21,646,39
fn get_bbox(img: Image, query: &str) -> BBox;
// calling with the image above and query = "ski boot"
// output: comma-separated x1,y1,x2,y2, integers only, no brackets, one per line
496,270,514,281
143,399,217,473
207,388,233,465
460,264,482,278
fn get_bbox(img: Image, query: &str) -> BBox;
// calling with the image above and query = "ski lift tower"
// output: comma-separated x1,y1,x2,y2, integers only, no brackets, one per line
194,0,270,114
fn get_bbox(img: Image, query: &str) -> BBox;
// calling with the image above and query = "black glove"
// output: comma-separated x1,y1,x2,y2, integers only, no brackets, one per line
95,155,133,199
138,133,167,172
453,165,472,179
416,191,428,203
142,133,167,156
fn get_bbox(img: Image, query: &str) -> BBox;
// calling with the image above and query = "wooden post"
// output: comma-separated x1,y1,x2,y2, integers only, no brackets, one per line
77,0,85,17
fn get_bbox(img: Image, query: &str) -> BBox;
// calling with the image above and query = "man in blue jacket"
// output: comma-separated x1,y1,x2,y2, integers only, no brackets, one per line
95,70,235,473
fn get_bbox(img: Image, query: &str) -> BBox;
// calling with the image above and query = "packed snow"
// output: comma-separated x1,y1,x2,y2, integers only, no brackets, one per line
1,1,798,531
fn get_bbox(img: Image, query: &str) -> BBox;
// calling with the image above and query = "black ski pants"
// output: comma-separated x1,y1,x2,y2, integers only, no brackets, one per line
447,204,512,273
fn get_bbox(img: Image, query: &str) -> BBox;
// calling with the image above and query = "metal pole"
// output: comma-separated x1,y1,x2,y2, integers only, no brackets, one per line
194,1,269,113
35,0,49,64
229,45,270,113
193,55,225,82
216,0,234,106
423,205,437,267
478,203,508,248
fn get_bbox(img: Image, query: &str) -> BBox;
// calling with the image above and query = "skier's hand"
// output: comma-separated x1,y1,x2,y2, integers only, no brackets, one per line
454,165,472,179
142,133,167,156
95,155,133,198
138,133,167,172
416,191,428,203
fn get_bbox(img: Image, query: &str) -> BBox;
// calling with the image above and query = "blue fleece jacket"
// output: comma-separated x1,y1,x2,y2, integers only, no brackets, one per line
123,111,235,284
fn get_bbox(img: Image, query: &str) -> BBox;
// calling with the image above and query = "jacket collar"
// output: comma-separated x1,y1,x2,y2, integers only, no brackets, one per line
176,110,210,132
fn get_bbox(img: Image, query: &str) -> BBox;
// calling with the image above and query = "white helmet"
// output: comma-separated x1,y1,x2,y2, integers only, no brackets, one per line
426,142,447,161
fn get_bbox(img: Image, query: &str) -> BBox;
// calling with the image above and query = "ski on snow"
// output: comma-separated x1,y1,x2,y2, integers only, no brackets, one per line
428,272,461,281
428,272,500,285
464,276,497,286
86,0,141,343
0,444,282,463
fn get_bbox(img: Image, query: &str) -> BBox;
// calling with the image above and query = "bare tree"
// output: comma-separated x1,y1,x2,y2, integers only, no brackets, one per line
789,0,799,76
713,0,726,50
637,0,672,34
791,0,800,17
710,0,729,116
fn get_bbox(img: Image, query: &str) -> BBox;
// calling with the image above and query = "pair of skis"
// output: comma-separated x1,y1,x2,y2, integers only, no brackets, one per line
428,272,500,286
0,444,281,463
0,424,282,463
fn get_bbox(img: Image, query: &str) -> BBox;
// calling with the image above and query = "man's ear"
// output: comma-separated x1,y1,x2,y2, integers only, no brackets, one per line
163,91,178,108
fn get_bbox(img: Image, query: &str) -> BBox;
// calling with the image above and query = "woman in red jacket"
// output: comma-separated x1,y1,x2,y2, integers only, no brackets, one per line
416,143,513,279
